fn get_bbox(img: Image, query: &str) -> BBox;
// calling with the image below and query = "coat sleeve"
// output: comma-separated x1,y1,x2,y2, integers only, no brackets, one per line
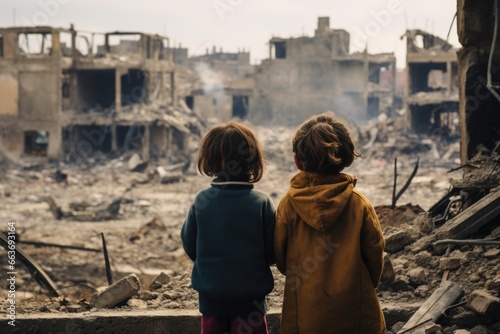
275,199,288,275
360,203,385,287
262,198,276,266
180,204,197,261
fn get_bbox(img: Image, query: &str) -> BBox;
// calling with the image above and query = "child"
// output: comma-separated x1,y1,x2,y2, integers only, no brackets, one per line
275,112,386,333
181,122,275,334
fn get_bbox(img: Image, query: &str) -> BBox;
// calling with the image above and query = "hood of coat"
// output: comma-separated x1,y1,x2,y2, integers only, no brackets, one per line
287,171,357,232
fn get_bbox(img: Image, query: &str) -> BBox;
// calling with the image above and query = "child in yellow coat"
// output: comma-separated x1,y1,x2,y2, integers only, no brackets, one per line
275,112,386,334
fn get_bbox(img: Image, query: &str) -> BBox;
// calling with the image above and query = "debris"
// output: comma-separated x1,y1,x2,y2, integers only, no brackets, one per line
128,154,148,173
468,290,500,319
148,272,172,291
432,239,500,249
18,240,101,253
101,233,113,286
381,253,396,286
392,158,420,209
384,226,419,253
408,267,428,286
45,196,122,221
0,233,59,297
439,257,462,270
398,281,464,334
423,323,441,334
92,274,141,309
127,299,148,310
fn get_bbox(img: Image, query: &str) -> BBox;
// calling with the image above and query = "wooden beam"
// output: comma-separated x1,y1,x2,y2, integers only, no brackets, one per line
398,281,464,334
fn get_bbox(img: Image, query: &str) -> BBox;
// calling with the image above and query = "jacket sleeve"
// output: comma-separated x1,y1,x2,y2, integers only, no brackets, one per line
360,203,385,287
275,199,288,275
180,204,197,261
262,198,276,266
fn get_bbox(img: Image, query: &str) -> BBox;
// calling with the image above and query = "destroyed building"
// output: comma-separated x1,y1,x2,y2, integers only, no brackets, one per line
168,45,256,122
0,26,201,161
248,17,397,125
403,29,460,135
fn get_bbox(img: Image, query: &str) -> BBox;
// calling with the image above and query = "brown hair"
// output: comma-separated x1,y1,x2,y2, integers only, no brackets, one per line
292,112,361,175
197,122,265,182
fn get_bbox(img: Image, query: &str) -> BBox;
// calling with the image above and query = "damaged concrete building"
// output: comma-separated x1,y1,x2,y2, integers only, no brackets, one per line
403,29,460,134
457,0,500,162
0,26,200,161
249,17,397,125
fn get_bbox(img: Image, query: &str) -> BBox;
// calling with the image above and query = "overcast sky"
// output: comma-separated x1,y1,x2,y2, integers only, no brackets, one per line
1,0,459,68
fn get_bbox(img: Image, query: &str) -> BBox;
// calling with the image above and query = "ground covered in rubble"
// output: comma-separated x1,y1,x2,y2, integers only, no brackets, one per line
1,120,499,333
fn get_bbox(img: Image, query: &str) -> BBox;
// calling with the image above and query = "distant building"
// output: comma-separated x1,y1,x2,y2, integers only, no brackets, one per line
403,29,459,134
248,17,397,125
0,26,200,160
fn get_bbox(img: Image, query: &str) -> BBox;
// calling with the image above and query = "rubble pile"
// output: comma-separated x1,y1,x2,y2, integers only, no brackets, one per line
357,114,460,167
0,126,498,333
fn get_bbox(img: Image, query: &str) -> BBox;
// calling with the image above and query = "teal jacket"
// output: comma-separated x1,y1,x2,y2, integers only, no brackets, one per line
181,180,275,316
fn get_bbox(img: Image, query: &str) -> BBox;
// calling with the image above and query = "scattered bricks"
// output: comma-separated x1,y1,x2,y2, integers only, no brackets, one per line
439,257,462,270
148,272,172,291
381,253,396,286
408,267,428,286
424,322,442,334
384,227,417,253
482,248,500,259
468,290,500,319
92,274,141,309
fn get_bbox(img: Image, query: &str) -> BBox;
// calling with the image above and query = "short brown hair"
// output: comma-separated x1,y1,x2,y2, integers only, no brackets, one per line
197,122,265,182
292,112,360,175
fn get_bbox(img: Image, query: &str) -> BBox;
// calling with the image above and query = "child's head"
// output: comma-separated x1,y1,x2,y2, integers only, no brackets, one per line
197,122,264,182
292,112,360,175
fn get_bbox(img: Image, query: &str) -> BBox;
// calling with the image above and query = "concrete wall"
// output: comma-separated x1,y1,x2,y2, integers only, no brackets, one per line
457,0,500,161
0,73,18,116
250,58,368,125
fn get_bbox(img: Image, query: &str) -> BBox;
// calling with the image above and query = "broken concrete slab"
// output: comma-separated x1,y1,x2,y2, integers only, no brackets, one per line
384,226,419,253
92,274,141,309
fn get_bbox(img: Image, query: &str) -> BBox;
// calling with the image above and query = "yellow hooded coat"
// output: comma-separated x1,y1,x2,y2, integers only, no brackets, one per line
275,172,385,334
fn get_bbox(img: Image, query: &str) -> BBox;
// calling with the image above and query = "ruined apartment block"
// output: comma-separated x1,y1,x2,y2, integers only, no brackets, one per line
169,45,256,122
0,25,195,161
403,29,459,134
249,17,397,125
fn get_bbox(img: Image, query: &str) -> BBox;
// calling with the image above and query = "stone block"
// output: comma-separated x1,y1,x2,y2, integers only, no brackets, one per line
148,272,172,291
468,289,500,318
439,257,461,270
92,274,141,309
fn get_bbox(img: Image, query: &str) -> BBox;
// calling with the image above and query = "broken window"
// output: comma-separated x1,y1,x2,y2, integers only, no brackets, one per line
232,95,249,119
117,125,145,151
409,63,447,94
121,69,147,106
71,125,112,154
368,96,380,119
18,33,53,56
76,70,115,111
24,131,48,156
274,42,287,59
62,70,71,111
75,35,91,56
185,96,194,110
59,32,73,57
428,70,446,90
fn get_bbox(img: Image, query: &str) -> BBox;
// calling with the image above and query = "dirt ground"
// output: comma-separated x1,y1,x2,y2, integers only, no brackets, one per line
3,123,498,333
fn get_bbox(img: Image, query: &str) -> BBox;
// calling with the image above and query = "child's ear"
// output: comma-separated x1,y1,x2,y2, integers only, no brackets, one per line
294,155,304,170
